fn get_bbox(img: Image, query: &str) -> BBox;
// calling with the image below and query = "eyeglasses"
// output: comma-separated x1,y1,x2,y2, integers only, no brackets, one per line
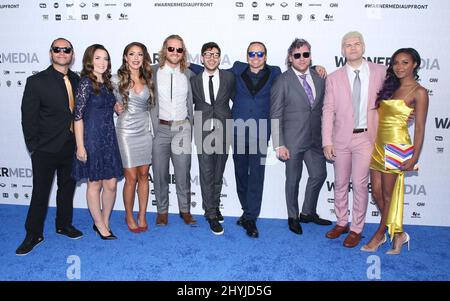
293,52,310,59
167,46,184,54
248,51,265,58
203,52,220,59
51,47,72,54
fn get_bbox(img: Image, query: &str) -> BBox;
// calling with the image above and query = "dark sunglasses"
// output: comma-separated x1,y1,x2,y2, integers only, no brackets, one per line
51,47,72,54
167,46,184,53
248,51,265,58
293,52,310,59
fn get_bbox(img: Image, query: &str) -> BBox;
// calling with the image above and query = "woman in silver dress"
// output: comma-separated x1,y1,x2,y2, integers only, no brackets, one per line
112,42,155,233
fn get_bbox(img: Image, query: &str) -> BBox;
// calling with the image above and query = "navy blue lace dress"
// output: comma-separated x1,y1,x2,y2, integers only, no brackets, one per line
72,76,123,181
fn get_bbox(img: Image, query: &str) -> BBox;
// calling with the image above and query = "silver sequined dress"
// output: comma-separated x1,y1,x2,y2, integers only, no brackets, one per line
112,75,153,168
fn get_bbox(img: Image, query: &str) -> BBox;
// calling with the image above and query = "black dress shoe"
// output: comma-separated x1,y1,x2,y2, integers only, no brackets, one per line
299,213,332,226
56,225,83,239
216,208,224,224
243,219,259,238
236,215,245,227
16,236,44,256
208,218,224,235
288,218,303,235
93,224,117,240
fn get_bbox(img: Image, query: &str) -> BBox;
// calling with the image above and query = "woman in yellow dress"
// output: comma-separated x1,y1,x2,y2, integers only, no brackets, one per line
360,48,429,254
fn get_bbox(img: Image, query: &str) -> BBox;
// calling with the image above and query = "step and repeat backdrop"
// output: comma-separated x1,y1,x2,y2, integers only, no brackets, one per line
1,0,449,226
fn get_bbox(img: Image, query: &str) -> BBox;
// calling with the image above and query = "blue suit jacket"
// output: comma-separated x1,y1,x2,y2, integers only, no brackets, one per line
228,61,282,140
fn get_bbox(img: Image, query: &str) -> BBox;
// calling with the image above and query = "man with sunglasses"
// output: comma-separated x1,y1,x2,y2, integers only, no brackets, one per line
270,38,332,236
18,38,82,256
190,42,235,235
322,31,387,248
149,34,197,226
227,41,282,238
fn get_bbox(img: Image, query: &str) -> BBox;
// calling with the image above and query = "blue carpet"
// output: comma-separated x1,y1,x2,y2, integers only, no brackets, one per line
1,204,449,281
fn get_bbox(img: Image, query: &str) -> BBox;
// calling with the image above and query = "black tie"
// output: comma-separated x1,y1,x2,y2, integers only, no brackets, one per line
170,73,173,101
209,75,215,105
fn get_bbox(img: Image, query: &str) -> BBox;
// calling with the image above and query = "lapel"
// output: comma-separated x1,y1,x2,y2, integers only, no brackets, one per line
241,65,270,97
215,69,227,103
367,62,377,110
49,66,71,113
310,69,323,109
339,66,352,106
197,73,207,104
151,64,159,114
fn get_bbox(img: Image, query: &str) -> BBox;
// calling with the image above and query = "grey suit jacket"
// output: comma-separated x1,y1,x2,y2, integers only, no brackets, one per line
149,64,195,134
191,69,235,151
270,67,325,153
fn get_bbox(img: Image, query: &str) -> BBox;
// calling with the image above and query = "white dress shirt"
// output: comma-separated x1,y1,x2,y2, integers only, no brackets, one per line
202,69,220,105
157,65,188,121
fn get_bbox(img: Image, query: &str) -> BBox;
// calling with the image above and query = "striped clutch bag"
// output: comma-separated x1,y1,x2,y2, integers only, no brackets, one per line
384,143,417,170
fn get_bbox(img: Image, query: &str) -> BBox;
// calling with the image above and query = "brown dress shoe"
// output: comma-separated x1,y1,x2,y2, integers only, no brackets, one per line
343,231,362,248
179,212,197,225
156,213,168,226
325,225,350,239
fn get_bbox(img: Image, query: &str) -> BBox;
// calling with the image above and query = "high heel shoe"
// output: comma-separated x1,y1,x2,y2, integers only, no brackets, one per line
125,218,141,233
108,228,116,237
138,224,148,232
386,232,410,255
136,212,148,232
93,224,117,240
360,234,387,252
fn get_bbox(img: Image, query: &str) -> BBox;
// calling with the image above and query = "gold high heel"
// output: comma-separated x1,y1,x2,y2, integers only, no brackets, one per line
360,233,387,252
386,232,410,255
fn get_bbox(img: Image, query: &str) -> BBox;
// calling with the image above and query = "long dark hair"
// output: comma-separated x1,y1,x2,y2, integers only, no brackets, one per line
117,42,155,108
80,44,113,94
375,48,421,107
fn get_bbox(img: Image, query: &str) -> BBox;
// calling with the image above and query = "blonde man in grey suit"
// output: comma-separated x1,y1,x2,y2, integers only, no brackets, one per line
270,38,331,235
149,34,196,226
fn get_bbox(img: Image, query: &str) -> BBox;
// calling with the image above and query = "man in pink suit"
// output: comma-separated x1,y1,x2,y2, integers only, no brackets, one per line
322,31,386,248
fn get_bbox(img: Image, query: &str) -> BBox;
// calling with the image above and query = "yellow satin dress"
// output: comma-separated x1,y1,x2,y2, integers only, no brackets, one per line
369,99,414,240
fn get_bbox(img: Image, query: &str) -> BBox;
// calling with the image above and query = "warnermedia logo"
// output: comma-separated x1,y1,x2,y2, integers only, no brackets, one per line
0,53,39,64
335,56,391,67
0,167,33,178
435,117,450,129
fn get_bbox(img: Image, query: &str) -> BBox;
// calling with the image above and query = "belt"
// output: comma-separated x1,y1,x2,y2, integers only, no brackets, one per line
159,119,187,126
353,128,368,133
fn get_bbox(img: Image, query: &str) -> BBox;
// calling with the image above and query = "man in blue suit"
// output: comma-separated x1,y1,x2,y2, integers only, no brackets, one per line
229,42,282,238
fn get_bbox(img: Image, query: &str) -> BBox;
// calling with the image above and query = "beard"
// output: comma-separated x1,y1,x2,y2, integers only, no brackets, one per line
166,54,182,66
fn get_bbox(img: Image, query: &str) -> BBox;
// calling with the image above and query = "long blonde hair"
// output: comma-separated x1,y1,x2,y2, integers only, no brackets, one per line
158,34,189,72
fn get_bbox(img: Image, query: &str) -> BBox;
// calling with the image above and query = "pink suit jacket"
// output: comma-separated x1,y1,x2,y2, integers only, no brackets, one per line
322,61,387,150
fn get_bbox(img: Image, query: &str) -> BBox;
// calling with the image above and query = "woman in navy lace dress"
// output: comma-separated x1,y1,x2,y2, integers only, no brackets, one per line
72,44,123,240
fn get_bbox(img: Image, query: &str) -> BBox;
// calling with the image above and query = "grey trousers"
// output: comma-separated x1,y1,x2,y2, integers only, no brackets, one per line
152,122,192,214
285,147,327,218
